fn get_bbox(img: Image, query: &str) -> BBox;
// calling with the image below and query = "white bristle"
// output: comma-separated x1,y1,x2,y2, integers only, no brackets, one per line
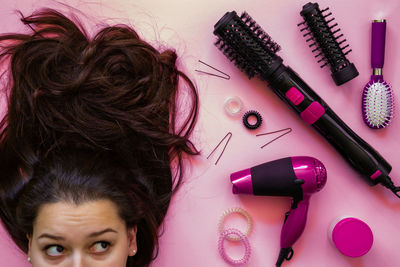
363,81,394,128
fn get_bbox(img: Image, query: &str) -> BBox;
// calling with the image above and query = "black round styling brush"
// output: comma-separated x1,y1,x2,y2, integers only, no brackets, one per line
214,11,282,80
298,2,359,86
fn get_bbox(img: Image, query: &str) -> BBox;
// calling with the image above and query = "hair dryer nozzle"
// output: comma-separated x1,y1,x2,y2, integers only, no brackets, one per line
230,168,253,194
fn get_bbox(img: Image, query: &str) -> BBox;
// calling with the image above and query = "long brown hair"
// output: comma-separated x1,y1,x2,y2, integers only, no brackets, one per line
0,8,198,266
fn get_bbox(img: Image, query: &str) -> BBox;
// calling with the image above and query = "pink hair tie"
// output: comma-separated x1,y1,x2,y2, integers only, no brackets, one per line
218,228,251,266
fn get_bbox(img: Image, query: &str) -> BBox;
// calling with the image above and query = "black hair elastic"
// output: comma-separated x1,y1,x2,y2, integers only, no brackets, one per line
243,110,262,130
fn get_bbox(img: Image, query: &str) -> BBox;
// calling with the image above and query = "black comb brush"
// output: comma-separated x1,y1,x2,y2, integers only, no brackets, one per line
213,11,400,201
298,2,359,85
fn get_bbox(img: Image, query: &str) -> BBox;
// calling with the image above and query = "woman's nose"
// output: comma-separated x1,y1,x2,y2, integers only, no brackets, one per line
72,252,87,267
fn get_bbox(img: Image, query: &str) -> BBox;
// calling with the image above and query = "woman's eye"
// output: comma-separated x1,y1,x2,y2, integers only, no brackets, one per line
90,241,110,253
45,245,65,257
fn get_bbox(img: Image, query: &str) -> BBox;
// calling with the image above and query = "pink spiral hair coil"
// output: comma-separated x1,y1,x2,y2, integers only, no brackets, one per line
218,228,251,265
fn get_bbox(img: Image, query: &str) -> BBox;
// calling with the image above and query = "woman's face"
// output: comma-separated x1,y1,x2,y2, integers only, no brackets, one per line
27,199,137,267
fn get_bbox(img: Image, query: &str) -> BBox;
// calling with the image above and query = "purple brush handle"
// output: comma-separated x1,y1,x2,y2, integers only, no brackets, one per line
280,195,310,248
371,20,386,69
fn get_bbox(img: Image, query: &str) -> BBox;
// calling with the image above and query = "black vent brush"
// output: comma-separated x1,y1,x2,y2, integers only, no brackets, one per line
214,12,399,197
298,2,359,85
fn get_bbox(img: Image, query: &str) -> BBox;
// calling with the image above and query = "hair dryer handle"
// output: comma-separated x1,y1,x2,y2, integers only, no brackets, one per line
280,195,310,248
276,195,311,266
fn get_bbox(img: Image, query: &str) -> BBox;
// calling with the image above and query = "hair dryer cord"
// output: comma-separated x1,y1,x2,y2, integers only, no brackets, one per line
392,186,400,199
276,247,294,267
380,176,400,199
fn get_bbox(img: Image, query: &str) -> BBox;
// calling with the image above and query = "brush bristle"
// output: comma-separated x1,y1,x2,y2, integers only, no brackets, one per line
213,11,281,80
299,3,352,70
240,12,281,54
362,81,394,129
214,38,256,78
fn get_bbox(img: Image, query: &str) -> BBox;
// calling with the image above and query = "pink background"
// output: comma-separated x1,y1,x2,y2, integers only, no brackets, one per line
1,0,400,266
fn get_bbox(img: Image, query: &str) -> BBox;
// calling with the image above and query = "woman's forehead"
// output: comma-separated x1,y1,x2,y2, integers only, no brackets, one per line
32,199,125,239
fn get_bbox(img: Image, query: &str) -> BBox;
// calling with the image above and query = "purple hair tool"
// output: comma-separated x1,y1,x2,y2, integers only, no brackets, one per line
230,156,327,266
362,19,394,129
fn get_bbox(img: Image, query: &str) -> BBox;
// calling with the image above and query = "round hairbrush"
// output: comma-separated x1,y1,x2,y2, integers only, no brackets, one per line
362,19,394,129
299,2,359,86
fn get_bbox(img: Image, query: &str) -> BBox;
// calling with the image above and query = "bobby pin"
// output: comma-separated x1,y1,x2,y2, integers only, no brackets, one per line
195,60,230,80
256,128,292,149
207,132,232,165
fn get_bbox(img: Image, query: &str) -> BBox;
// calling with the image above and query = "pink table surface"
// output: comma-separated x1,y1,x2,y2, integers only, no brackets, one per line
1,0,400,266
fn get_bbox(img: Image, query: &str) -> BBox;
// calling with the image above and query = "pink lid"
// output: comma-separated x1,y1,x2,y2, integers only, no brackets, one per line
332,217,373,257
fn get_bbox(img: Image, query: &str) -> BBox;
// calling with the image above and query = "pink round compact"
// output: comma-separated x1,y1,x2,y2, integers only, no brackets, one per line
330,217,373,257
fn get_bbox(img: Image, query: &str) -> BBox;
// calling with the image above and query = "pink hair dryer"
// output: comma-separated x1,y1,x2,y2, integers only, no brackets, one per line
230,156,327,266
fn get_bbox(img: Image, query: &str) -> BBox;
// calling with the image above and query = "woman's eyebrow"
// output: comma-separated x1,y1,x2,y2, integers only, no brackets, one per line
38,234,65,240
87,228,118,238
37,228,118,240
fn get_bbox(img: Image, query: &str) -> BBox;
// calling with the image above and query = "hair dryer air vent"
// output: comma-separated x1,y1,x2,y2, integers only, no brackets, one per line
314,158,327,191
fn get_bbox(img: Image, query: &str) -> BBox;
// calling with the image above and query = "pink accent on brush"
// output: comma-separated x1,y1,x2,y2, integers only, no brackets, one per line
286,87,304,105
370,170,382,180
300,102,325,124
